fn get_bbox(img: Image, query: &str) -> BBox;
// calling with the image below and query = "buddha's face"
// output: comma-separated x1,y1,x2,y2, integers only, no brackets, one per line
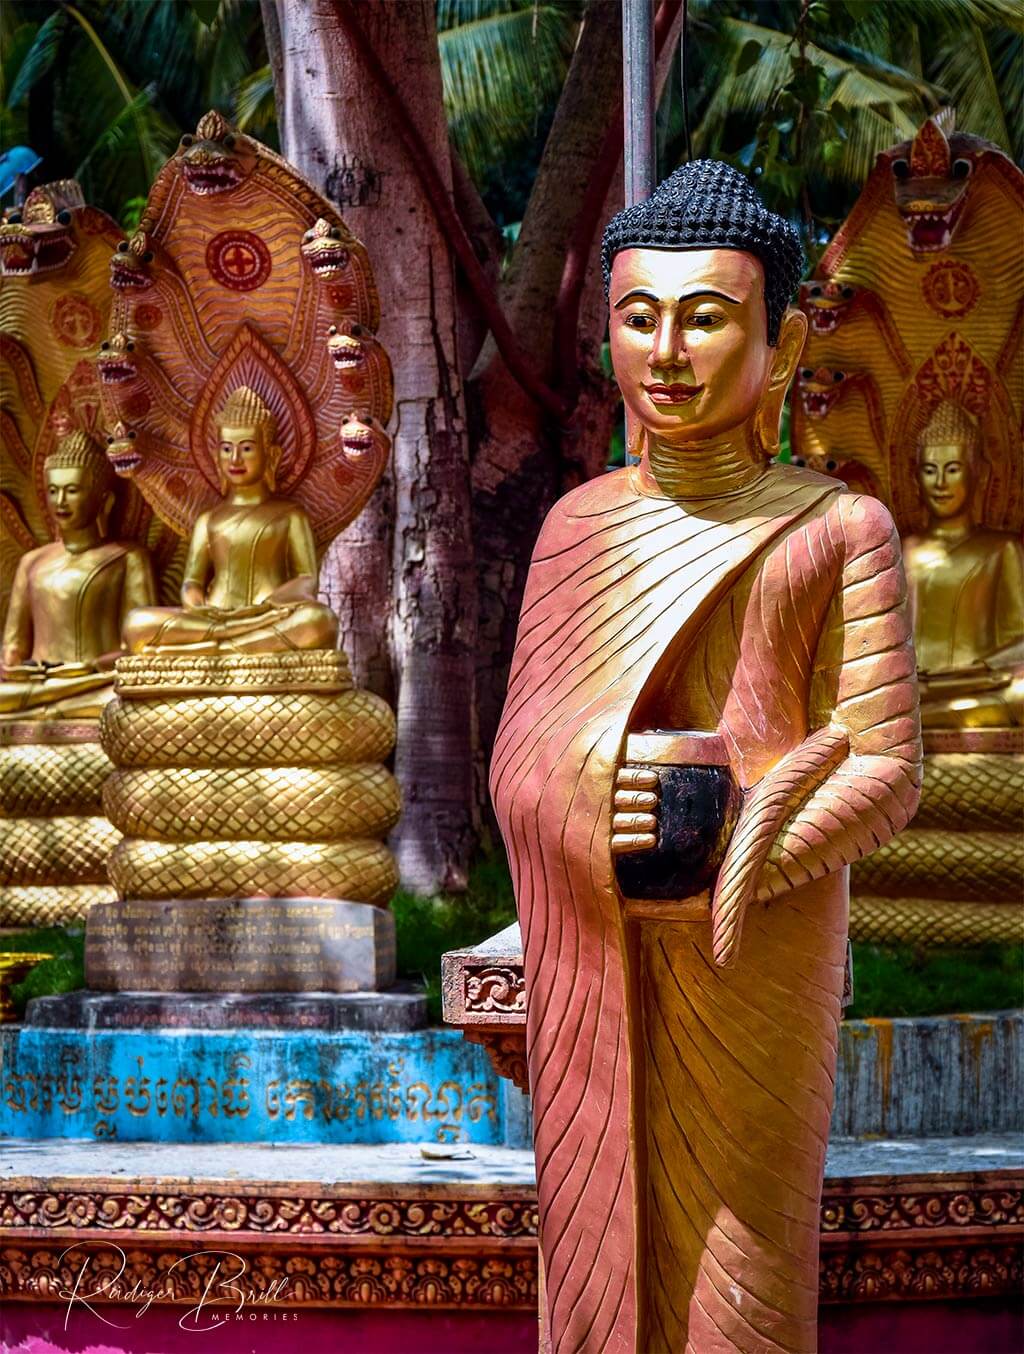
218,424,267,489
46,465,102,532
918,441,972,518
609,247,775,446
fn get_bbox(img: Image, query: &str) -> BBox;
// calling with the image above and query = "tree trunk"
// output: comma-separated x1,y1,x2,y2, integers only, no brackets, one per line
471,3,682,764
270,0,477,892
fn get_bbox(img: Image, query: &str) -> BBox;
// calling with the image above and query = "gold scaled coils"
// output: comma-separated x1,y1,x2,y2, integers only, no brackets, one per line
100,651,400,906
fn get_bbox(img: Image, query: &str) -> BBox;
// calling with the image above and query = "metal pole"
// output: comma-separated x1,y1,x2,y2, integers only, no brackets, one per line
622,0,655,208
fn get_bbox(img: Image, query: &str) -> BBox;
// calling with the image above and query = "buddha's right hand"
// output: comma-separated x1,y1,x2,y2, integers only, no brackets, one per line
610,765,659,854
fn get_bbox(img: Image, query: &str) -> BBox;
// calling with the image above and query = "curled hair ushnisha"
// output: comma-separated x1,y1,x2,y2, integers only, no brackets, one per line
919,400,979,456
601,160,804,345
44,430,117,497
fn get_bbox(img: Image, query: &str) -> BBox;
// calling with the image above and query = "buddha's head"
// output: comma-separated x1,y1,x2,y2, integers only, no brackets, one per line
601,161,806,457
917,400,978,521
44,431,117,537
215,386,282,493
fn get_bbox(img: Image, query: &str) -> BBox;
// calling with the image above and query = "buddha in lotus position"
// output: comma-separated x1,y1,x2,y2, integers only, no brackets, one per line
123,387,337,654
1,433,156,721
902,401,1023,728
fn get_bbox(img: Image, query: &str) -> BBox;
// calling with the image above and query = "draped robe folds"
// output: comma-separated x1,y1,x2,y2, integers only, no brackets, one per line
489,463,922,1354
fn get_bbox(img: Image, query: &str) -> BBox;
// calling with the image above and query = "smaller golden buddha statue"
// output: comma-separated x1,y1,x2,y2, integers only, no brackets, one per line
1,432,156,721
902,401,1023,728
123,387,337,654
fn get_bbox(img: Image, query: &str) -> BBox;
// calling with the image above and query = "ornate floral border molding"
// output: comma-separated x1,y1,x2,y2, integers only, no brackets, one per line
1,1173,1020,1308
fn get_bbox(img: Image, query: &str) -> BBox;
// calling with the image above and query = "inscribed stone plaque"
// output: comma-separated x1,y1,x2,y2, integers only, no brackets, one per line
85,897,395,993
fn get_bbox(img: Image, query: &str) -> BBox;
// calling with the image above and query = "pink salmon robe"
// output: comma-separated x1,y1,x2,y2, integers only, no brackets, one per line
489,461,922,1354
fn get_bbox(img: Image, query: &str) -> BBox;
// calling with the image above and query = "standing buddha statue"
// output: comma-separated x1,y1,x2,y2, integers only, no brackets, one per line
123,387,336,656
902,400,1023,728
490,161,922,1353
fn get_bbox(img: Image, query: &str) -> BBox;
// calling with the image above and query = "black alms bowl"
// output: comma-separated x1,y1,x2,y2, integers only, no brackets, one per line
614,762,741,901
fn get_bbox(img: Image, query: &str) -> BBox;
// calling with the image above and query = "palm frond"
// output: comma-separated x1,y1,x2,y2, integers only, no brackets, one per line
235,64,276,134
906,0,1024,33
439,4,579,178
932,25,1020,158
7,9,66,107
693,17,943,188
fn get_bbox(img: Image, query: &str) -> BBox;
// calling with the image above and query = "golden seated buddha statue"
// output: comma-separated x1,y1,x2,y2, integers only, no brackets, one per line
0,434,155,927
2,433,156,720
123,387,336,656
85,114,400,949
902,401,1023,730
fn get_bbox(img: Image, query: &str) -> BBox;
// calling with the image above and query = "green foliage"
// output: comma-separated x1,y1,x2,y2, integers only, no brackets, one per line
392,853,517,1020
437,0,581,215
847,944,1023,1019
0,0,272,218
4,927,84,1018
682,0,1022,254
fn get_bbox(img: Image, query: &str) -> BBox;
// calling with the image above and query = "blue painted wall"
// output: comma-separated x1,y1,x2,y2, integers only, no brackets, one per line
0,1027,512,1146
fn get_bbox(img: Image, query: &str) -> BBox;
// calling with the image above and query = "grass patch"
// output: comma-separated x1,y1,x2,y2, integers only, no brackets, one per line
2,881,1019,1028
2,927,85,1018
848,943,1023,1019
393,854,516,1021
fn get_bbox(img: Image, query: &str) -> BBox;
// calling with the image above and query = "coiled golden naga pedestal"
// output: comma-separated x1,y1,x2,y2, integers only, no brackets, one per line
0,723,118,928
100,651,400,905
850,730,1023,946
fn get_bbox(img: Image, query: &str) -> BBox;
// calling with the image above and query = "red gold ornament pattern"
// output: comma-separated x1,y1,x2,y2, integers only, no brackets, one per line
922,260,981,318
205,230,272,292
50,293,101,349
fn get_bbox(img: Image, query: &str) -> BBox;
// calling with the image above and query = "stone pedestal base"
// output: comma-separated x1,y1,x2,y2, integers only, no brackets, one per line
28,987,426,1031
85,896,396,993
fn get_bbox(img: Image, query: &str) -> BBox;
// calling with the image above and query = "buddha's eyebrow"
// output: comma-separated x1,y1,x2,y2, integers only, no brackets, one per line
613,287,741,309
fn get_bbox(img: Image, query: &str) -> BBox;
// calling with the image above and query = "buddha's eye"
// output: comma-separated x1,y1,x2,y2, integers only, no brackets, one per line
625,313,655,331
689,312,720,328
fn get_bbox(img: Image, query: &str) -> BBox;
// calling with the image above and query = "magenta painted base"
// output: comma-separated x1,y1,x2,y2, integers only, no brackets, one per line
0,1306,537,1354
3,1300,1020,1354
820,1298,1023,1353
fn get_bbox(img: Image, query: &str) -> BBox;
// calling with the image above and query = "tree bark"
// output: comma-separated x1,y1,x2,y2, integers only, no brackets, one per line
471,2,682,764
271,0,477,892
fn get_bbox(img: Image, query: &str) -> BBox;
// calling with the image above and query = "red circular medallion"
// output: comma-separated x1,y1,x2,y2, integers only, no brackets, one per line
206,230,272,291
133,303,163,331
921,260,980,319
51,293,101,348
